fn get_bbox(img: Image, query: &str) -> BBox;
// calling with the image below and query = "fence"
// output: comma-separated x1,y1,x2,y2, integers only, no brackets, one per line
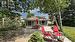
0,18,22,29
0,18,26,42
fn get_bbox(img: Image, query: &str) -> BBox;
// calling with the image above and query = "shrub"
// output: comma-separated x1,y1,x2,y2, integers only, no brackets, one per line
28,31,45,42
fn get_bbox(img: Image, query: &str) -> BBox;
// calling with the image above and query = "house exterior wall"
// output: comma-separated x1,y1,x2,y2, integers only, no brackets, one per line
26,20,48,28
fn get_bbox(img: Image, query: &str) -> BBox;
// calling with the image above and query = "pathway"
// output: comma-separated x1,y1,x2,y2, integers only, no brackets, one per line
64,37,72,42
15,28,37,42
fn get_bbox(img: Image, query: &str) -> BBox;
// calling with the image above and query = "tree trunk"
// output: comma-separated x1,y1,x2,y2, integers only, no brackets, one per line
2,18,5,28
59,7,62,32
6,0,9,9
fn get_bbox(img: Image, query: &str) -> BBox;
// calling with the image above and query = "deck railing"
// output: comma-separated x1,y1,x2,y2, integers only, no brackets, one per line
0,18,22,28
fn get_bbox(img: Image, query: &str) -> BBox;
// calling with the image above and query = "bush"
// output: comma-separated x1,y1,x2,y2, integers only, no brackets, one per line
21,22,26,28
0,18,22,29
62,19,75,27
28,31,45,42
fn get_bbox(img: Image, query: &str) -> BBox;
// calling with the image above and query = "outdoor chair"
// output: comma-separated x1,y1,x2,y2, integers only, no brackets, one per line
53,25,64,42
41,26,55,41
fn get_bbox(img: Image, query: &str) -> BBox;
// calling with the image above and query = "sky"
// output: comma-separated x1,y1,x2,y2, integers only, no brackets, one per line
21,8,48,19
16,0,48,19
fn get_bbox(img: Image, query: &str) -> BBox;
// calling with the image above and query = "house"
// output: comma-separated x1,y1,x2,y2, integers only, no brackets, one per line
25,16,49,28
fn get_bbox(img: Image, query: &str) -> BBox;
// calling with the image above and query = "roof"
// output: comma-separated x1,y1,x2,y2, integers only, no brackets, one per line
26,16,37,20
26,16,49,21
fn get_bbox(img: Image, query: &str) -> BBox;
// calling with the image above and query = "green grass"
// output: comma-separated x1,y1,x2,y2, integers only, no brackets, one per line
62,26,75,42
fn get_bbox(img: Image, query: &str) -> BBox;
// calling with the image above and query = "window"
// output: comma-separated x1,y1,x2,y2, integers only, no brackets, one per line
42,21,45,25
28,21,31,26
41,21,47,25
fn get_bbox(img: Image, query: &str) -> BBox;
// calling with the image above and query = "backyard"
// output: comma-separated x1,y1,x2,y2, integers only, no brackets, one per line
0,0,75,42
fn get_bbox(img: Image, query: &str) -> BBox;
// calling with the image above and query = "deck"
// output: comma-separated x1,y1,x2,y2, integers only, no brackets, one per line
14,28,72,42
0,27,72,42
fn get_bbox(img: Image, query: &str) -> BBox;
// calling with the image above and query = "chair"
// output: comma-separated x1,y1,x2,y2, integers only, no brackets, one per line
41,26,53,39
53,25,64,42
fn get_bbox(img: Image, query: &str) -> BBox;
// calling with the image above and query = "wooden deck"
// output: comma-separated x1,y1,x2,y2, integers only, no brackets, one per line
0,28,36,42
15,28,37,42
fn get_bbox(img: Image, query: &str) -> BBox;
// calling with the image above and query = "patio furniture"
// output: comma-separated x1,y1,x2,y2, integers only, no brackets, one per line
41,26,54,41
53,24,64,42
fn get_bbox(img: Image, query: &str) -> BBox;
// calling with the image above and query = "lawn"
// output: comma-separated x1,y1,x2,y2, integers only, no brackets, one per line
62,26,75,42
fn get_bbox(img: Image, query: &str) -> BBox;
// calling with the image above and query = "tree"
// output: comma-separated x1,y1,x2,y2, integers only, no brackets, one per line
62,9,75,26
62,0,75,26
0,9,21,28
13,0,35,12
0,9,21,19
34,0,70,31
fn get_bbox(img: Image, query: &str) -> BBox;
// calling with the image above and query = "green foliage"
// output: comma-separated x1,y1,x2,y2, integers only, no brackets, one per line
0,9,21,19
62,8,75,27
21,0,26,3
34,0,70,13
0,9,24,30
21,21,26,28
28,31,44,42
62,19,75,27
0,9,9,18
63,26,75,42
27,12,34,18
0,18,26,30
